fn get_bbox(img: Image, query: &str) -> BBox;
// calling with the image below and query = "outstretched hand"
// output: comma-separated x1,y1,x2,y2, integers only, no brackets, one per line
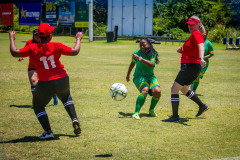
132,53,140,60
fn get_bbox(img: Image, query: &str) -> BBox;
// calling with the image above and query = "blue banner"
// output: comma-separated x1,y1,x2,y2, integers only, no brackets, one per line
19,3,41,26
58,1,75,27
45,0,57,28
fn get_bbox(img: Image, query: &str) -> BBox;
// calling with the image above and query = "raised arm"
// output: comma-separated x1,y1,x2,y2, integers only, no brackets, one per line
9,31,21,57
70,32,84,56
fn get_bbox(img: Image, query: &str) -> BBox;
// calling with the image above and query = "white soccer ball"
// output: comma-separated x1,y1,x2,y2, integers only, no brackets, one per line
109,83,128,101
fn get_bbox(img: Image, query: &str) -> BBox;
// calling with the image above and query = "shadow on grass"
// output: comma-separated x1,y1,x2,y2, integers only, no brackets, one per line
162,117,206,126
9,105,32,108
95,154,113,158
9,104,55,108
0,134,79,144
118,112,150,118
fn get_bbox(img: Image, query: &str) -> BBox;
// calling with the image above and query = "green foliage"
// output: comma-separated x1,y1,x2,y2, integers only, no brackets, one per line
154,0,239,39
153,18,166,36
169,28,190,40
208,25,240,42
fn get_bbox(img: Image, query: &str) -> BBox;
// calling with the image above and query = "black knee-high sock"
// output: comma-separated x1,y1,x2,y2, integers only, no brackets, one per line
34,109,51,131
31,86,36,95
186,90,204,107
171,94,179,117
63,98,78,121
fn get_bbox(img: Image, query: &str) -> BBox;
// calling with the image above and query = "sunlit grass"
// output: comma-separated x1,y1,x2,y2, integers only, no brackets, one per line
0,33,239,160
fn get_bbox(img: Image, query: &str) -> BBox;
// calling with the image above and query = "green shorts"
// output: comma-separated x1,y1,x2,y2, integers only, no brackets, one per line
198,61,209,79
133,76,160,96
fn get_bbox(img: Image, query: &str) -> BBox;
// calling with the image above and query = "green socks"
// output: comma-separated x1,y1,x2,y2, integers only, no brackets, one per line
192,79,199,91
134,93,147,114
149,96,160,110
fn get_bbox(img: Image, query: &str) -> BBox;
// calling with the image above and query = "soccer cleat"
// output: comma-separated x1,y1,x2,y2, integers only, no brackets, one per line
196,104,209,117
53,96,58,105
39,130,54,140
72,119,81,135
132,113,140,120
149,109,157,117
163,116,180,122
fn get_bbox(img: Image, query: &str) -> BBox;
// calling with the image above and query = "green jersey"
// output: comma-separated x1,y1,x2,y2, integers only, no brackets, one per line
204,39,214,63
132,50,157,77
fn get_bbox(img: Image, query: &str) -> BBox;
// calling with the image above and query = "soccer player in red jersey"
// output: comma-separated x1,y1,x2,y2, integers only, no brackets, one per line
18,29,59,106
9,23,83,139
164,16,209,122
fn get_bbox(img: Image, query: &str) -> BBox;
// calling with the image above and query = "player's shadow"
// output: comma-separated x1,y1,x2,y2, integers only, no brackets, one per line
95,154,113,158
162,117,206,126
9,104,32,108
0,134,79,144
9,104,55,108
118,112,150,118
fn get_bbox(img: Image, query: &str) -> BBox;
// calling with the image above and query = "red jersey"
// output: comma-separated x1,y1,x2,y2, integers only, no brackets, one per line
25,39,36,69
181,30,204,64
19,42,72,81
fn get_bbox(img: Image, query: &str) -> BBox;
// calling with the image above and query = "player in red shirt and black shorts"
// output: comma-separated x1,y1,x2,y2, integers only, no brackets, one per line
164,16,209,122
9,23,83,139
18,29,58,106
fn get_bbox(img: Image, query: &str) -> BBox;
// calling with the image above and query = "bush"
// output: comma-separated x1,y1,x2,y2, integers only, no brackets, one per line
169,28,189,40
208,25,240,42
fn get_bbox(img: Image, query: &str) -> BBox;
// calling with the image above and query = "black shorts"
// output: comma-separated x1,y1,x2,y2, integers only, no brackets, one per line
33,75,71,108
28,68,37,71
175,63,201,86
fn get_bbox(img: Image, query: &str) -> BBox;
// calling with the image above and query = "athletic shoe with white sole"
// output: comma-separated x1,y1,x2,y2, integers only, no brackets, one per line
132,113,140,120
39,130,54,140
149,109,157,117
72,120,81,135
196,104,209,117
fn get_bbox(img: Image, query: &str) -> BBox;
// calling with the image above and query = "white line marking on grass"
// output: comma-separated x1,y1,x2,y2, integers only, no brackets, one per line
211,156,240,160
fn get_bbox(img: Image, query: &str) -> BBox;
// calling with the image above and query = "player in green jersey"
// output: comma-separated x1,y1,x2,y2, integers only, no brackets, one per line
191,31,214,93
126,38,161,120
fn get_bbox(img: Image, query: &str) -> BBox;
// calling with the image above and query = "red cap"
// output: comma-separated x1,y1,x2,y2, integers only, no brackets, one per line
186,18,200,25
38,23,55,37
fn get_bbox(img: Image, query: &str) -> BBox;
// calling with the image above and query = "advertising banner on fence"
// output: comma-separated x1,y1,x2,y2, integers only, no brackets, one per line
58,1,75,27
0,4,14,25
75,0,89,28
45,0,57,28
19,3,41,26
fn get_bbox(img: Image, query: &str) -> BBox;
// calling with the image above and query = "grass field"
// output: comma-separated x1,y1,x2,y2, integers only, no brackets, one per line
0,33,240,160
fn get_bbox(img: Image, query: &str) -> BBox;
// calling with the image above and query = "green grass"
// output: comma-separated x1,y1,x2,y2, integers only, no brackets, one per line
0,33,240,160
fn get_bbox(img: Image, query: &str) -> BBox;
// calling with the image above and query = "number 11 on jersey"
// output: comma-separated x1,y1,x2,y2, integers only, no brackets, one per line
40,55,56,69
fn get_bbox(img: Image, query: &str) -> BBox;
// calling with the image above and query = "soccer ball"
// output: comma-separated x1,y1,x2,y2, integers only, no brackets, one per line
109,83,128,101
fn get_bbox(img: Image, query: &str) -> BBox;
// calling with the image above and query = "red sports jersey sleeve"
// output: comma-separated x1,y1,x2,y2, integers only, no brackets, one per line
19,45,32,57
181,30,204,64
56,43,72,56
